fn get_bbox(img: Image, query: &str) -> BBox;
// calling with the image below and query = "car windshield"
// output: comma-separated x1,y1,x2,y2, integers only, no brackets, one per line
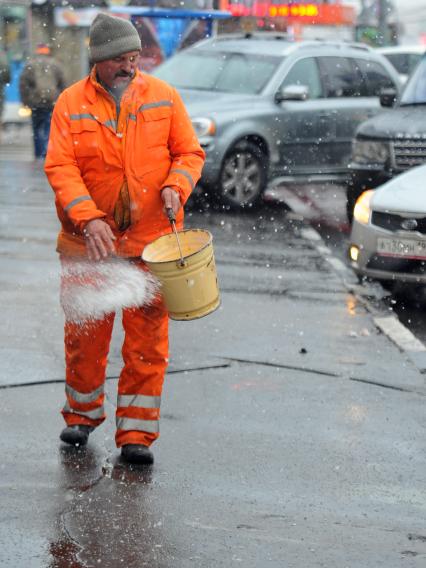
400,56,426,105
152,50,282,94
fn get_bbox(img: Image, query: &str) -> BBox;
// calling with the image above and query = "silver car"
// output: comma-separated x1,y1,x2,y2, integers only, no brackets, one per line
153,33,401,209
349,164,426,284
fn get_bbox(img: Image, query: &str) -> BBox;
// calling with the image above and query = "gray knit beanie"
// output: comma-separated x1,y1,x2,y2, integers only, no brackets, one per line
89,13,141,63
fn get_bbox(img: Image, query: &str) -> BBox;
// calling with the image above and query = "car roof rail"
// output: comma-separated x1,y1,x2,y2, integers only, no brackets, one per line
343,41,373,51
195,34,374,52
201,31,291,42
293,40,373,52
242,31,291,40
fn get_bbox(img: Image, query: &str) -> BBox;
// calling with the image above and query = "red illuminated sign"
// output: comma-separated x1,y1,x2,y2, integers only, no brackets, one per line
224,2,355,25
269,4,319,17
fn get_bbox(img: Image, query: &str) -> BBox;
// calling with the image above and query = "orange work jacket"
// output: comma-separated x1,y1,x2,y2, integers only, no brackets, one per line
45,68,205,258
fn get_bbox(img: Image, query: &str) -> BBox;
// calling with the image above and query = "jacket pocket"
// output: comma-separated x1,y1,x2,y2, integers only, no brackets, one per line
139,106,171,148
70,120,99,158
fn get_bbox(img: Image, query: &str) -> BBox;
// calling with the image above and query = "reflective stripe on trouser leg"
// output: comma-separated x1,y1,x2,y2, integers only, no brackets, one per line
115,296,169,448
61,310,115,427
62,383,106,424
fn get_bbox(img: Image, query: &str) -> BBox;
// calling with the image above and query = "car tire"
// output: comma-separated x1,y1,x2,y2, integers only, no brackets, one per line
216,141,268,210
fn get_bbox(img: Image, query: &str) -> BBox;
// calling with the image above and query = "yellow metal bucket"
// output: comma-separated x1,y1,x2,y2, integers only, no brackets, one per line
142,229,220,321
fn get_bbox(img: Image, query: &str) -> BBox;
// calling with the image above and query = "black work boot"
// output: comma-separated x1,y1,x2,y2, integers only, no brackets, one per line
121,444,154,465
60,425,94,446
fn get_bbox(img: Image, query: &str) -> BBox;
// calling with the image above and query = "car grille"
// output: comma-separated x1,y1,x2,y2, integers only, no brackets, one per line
392,139,426,170
371,211,426,234
367,255,426,274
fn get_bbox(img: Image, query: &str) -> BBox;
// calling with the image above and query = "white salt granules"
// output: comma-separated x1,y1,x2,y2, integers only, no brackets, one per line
60,258,160,324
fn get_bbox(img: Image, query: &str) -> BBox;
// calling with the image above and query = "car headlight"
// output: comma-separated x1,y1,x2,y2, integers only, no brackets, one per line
353,190,374,225
191,117,216,138
352,139,388,164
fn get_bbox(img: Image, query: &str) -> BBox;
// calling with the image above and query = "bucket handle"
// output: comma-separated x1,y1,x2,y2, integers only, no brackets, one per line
166,208,186,267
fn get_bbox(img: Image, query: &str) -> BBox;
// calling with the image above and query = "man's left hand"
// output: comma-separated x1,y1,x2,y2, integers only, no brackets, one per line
161,187,181,217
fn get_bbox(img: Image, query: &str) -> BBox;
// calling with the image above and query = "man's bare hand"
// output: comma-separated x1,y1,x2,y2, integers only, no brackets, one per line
161,187,181,217
83,219,116,261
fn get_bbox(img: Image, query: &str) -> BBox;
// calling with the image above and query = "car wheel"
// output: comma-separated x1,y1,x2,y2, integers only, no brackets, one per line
216,141,267,209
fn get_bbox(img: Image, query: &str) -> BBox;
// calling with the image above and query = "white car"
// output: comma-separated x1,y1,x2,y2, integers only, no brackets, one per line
349,164,426,284
377,45,425,83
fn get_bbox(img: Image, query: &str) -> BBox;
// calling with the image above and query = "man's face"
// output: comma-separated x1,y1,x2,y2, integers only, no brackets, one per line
96,50,140,88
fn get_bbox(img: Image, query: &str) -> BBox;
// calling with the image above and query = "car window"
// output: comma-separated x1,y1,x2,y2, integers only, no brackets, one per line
218,54,276,94
318,56,362,97
349,58,369,96
408,53,423,74
400,56,426,105
152,50,282,94
384,53,410,75
280,57,323,99
356,59,397,96
384,52,423,76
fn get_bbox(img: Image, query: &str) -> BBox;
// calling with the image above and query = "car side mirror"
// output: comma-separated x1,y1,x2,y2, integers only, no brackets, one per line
379,88,398,108
275,84,309,103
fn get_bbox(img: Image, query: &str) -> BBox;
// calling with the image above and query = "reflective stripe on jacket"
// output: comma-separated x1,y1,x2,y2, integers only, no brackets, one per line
45,69,205,258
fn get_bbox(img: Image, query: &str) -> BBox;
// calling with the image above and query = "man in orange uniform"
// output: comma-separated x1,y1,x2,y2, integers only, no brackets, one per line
45,13,205,464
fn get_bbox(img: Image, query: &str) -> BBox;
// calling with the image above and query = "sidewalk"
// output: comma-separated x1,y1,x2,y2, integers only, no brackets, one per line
1,136,426,567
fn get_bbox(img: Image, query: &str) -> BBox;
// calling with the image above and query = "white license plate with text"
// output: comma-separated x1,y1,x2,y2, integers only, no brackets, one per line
377,237,426,259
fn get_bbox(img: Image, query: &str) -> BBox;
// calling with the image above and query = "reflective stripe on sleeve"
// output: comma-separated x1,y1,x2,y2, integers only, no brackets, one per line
117,394,161,409
116,417,159,433
63,401,105,420
170,168,195,190
66,383,104,404
128,113,136,122
64,195,93,212
138,100,172,112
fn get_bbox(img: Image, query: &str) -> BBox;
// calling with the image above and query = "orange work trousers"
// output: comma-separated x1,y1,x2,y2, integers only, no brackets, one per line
60,262,169,448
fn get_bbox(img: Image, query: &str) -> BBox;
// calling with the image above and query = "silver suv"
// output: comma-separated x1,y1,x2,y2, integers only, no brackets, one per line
153,33,401,209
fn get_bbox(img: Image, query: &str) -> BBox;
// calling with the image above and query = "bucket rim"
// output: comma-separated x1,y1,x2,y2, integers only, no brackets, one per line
141,228,213,265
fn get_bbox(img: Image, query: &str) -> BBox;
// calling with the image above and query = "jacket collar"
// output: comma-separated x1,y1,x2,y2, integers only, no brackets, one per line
85,67,148,104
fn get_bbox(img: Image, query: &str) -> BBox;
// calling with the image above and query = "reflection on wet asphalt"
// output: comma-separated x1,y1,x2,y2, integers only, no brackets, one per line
52,445,159,568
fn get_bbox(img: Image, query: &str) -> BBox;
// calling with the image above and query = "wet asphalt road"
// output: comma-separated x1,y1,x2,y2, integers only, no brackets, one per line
1,129,426,566
0,148,426,568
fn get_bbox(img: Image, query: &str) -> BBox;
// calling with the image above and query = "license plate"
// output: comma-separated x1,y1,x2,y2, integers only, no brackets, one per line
377,237,426,259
